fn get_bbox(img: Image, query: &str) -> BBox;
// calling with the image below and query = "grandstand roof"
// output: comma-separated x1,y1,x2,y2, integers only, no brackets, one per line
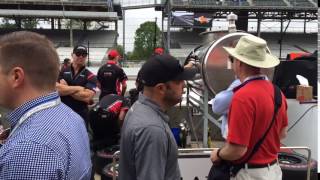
163,0,317,20
168,0,317,10
0,9,118,21
0,0,121,20
0,29,118,48
0,0,110,10
168,31,317,59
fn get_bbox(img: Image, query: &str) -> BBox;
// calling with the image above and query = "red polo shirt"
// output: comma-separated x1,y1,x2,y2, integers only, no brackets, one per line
227,79,288,164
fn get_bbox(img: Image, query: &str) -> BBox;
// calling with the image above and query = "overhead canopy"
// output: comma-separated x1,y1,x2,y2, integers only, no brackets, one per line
0,9,118,21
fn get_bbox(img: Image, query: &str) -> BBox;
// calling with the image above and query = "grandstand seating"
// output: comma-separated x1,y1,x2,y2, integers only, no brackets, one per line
0,29,117,63
172,0,251,6
168,32,317,60
190,0,222,6
0,0,108,5
29,29,118,48
223,0,250,6
287,0,315,7
169,0,320,7
253,0,287,6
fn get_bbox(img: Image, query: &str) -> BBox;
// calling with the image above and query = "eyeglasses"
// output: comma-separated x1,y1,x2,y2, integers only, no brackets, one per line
228,56,234,63
75,51,88,57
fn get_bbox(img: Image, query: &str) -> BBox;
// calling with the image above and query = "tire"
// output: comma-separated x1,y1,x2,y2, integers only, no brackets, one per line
278,152,317,180
94,145,119,175
101,162,119,180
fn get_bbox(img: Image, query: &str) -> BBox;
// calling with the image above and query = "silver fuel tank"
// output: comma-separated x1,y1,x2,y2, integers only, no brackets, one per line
185,31,274,96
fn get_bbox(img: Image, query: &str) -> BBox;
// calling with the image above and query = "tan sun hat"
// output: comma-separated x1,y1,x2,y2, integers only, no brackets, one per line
223,35,280,68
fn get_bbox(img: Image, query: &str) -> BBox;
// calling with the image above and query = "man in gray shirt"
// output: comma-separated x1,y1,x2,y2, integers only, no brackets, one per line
119,54,197,180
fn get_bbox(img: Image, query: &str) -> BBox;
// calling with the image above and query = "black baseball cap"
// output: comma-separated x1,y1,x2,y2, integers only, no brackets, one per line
73,45,88,54
140,54,197,87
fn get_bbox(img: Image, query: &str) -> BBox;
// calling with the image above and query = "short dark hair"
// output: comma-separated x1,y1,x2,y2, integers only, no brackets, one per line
63,58,71,65
0,31,60,91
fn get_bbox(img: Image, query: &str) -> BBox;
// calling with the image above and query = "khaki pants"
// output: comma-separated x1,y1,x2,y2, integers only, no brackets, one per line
231,163,282,180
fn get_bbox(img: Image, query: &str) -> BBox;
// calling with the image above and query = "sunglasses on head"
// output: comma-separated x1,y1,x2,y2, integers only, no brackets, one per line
229,56,234,63
75,51,87,57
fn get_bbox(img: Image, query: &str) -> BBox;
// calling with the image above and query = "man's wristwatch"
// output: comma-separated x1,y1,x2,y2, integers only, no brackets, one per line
217,148,224,160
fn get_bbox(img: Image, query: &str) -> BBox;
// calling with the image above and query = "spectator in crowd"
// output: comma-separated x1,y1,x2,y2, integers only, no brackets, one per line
60,57,71,71
56,45,97,128
120,54,197,180
97,49,127,100
89,94,130,150
154,47,164,55
0,31,91,179
210,35,288,180
128,70,144,106
210,79,241,139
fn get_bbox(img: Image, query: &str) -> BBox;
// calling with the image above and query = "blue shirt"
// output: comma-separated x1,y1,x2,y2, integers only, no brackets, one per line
211,79,241,139
0,92,92,180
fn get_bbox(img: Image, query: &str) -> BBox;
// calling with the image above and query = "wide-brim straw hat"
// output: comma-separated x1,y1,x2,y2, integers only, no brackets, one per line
223,35,280,68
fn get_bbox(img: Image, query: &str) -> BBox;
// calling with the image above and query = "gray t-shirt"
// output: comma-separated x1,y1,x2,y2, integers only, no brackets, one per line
119,94,181,180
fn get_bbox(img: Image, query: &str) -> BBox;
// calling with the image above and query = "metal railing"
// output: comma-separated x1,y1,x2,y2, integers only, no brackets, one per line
120,0,163,7
110,146,313,180
0,0,108,4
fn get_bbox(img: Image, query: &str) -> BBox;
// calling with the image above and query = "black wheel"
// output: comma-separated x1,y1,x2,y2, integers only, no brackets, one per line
101,162,119,180
278,152,317,180
94,145,119,175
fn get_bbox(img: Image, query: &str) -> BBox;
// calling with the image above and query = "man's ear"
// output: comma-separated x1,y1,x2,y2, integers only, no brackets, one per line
155,83,167,95
9,67,25,88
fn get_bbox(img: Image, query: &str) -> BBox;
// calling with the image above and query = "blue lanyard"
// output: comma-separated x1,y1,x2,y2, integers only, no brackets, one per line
8,98,60,139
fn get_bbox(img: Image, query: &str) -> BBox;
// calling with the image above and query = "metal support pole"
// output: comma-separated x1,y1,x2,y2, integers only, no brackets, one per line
51,18,54,30
162,11,164,48
115,20,118,46
123,10,126,61
257,13,261,37
202,89,208,148
279,14,283,58
87,41,90,67
83,20,87,31
58,19,61,29
154,17,157,50
303,12,307,34
166,2,171,53
16,18,21,29
70,19,73,47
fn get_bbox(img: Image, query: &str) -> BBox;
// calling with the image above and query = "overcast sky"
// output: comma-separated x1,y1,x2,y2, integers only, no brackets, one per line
117,8,163,52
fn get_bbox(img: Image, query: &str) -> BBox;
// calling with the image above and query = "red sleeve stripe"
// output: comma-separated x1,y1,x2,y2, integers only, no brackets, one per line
87,73,94,80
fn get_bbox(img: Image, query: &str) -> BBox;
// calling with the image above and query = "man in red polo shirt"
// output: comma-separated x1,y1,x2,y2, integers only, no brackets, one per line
210,35,288,180
97,49,127,100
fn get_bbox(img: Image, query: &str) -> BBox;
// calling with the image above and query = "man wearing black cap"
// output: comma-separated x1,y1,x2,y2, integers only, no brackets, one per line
119,54,197,180
56,45,97,128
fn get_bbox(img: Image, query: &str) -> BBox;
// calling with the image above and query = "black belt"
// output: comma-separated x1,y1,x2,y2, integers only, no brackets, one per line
246,159,278,169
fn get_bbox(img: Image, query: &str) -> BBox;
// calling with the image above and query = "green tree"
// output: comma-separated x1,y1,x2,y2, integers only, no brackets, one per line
0,18,16,29
131,21,162,60
65,19,92,30
113,44,124,57
0,18,38,29
21,18,38,29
